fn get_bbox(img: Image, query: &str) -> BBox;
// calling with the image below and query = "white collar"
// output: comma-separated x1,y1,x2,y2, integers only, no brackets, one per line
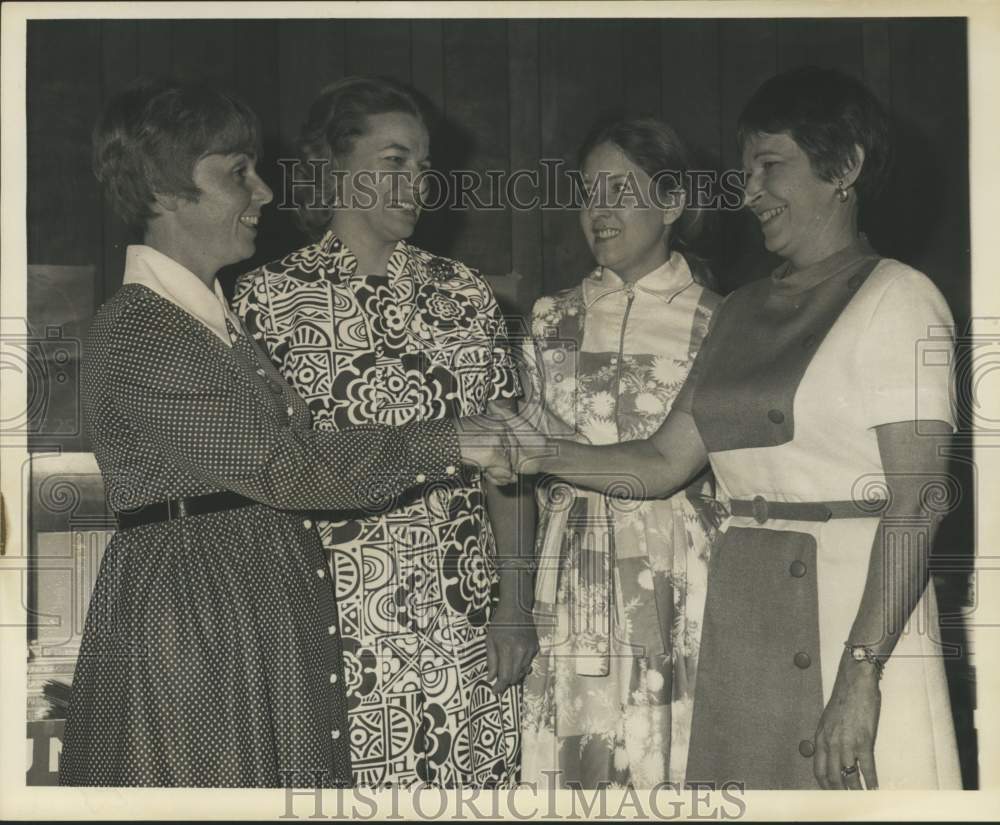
582,251,694,308
122,245,238,346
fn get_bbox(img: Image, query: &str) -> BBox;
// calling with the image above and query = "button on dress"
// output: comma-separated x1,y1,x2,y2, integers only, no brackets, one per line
519,254,722,788
678,241,962,789
59,246,463,787
234,232,523,787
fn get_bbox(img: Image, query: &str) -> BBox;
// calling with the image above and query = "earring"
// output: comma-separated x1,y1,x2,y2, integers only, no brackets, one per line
835,180,850,202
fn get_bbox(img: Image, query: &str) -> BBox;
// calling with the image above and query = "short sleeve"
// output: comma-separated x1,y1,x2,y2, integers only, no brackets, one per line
857,264,956,430
520,293,582,438
515,301,548,429
674,292,727,416
479,276,522,403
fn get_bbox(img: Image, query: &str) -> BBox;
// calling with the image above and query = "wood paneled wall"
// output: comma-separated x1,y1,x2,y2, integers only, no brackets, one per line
27,18,968,310
26,16,970,463
22,18,977,785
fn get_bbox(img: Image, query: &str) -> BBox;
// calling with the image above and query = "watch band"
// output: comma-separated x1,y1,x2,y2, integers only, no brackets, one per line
844,642,886,680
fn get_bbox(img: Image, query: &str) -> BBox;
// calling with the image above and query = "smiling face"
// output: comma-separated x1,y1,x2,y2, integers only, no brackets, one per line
332,110,430,250
741,131,848,269
171,152,273,279
579,141,674,284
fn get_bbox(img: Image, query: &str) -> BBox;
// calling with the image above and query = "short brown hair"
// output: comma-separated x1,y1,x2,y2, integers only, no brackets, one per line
737,66,891,202
294,75,427,239
92,77,261,230
578,117,703,251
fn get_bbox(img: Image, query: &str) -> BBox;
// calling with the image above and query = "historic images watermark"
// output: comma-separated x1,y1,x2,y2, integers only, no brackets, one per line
11,319,987,669
442,319,983,665
0,316,81,446
277,771,748,820
275,160,748,214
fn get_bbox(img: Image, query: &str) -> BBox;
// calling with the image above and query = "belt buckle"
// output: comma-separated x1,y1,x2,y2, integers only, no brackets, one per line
752,495,769,524
166,499,188,520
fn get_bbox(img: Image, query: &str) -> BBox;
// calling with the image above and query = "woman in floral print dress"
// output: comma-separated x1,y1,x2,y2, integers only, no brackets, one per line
234,76,537,787
519,118,720,788
61,78,511,789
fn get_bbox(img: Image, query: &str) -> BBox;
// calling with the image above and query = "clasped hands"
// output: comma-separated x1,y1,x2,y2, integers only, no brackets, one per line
456,404,549,485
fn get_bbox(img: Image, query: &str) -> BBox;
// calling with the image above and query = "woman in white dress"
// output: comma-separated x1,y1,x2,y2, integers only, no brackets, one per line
519,118,720,788
512,67,962,789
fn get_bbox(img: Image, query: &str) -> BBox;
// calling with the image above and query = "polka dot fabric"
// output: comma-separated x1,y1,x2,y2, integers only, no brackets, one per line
59,284,462,787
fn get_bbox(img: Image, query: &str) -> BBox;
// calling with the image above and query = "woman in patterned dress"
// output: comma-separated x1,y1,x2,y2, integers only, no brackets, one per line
234,76,537,788
60,78,510,788
518,118,720,788
513,67,961,790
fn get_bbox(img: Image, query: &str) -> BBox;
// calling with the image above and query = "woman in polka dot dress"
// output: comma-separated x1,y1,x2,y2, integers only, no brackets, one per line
58,78,507,788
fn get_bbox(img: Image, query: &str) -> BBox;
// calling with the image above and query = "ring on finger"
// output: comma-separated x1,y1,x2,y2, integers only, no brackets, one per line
840,764,859,778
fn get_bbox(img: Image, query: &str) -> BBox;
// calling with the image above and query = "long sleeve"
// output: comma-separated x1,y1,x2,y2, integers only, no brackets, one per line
107,293,462,514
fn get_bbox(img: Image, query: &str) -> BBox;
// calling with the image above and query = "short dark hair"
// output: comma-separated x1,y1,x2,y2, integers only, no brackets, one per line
92,77,261,230
578,116,703,251
737,66,891,202
295,75,427,238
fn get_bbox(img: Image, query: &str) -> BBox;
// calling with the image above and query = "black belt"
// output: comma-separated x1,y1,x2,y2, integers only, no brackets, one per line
729,497,888,524
116,491,258,530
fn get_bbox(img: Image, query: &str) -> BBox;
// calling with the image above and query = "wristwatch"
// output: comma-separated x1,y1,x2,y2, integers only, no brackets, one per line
844,643,885,680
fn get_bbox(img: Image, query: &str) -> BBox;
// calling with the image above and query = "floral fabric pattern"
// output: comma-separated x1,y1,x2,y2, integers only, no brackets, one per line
520,255,720,788
233,231,521,787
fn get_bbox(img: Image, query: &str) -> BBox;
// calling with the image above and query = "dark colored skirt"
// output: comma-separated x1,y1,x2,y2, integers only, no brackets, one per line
59,504,351,787
685,526,824,790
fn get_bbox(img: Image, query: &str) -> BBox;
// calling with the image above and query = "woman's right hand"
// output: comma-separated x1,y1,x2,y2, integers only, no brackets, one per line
458,407,554,479
512,407,707,498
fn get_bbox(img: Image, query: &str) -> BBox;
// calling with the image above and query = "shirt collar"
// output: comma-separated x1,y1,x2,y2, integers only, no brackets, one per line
583,251,694,308
317,229,410,283
122,245,238,346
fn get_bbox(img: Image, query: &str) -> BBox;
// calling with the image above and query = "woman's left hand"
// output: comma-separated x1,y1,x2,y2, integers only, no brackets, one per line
485,602,539,697
813,655,882,789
